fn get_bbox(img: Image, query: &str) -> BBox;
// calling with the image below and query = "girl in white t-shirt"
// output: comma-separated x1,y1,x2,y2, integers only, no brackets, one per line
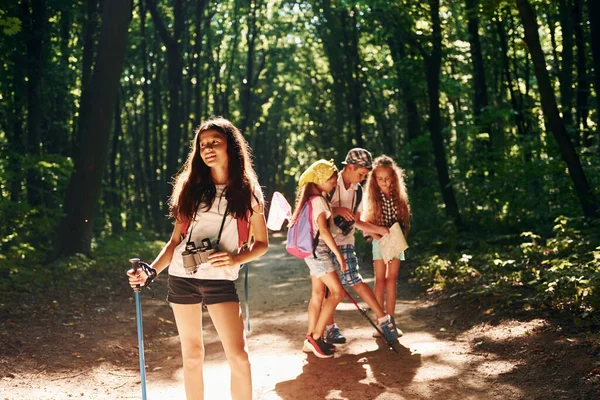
289,159,347,358
127,117,268,400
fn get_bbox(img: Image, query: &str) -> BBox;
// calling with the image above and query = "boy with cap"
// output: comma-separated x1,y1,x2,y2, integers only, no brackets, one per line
323,148,400,345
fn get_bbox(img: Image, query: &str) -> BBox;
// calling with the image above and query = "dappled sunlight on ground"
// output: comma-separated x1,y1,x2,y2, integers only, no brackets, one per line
2,235,598,399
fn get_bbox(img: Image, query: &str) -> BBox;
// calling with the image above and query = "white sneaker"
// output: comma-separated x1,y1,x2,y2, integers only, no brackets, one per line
302,338,312,353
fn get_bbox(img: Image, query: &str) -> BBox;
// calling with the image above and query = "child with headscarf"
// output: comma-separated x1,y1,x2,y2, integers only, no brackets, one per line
290,159,347,358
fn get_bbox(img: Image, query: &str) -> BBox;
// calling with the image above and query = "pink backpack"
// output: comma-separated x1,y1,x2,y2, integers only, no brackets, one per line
286,196,320,259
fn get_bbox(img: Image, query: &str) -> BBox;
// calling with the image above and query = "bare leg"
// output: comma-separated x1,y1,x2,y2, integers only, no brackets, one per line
308,275,326,335
385,259,401,317
312,272,344,339
171,303,205,400
351,281,386,319
373,259,387,311
206,302,252,400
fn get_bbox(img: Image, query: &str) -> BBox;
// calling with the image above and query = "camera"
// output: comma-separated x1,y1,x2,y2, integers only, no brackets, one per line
181,238,217,275
334,215,355,236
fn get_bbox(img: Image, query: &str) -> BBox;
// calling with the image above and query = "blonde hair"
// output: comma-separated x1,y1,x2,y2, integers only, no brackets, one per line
363,155,411,234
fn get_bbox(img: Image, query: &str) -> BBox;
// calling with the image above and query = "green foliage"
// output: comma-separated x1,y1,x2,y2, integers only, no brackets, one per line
411,216,600,328
0,10,21,36
0,230,165,304
0,154,74,252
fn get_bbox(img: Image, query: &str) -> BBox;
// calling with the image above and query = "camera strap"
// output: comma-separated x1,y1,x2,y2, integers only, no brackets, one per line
186,201,229,246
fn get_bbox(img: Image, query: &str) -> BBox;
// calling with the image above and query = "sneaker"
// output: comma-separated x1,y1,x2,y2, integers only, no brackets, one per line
391,316,403,338
302,338,312,353
305,334,334,358
303,337,335,352
325,324,347,344
372,330,382,338
378,315,399,343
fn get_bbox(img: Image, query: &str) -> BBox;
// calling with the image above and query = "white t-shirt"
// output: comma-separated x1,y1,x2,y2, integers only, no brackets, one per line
309,196,331,250
169,184,262,281
330,173,363,246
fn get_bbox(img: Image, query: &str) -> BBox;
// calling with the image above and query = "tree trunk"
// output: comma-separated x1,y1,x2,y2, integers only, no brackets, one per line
74,0,99,155
8,50,27,202
52,0,131,258
194,0,208,121
516,0,597,218
426,0,463,226
587,0,600,139
147,0,185,183
496,12,526,138
139,0,161,231
465,0,497,174
107,94,123,235
558,0,575,134
573,0,589,143
22,0,46,207
239,0,257,134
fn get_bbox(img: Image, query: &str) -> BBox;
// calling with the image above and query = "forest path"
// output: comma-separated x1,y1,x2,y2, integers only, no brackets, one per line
2,233,598,399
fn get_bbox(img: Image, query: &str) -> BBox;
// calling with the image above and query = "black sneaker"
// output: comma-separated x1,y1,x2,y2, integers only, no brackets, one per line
305,334,334,358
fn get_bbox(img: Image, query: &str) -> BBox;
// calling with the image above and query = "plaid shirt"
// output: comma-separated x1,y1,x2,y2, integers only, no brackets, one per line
380,193,397,228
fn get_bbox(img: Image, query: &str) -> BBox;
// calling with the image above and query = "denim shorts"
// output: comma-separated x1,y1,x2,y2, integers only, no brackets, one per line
167,275,239,305
304,247,336,278
372,238,406,261
329,244,363,287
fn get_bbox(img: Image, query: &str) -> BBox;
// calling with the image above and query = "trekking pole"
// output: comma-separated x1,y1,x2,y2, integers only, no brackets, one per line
129,258,148,400
344,289,399,354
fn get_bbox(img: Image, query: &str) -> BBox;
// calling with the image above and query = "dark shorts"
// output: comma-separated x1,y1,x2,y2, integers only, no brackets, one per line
167,275,239,305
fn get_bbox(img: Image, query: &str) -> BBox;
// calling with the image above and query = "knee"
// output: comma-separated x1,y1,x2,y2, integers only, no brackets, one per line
328,287,345,303
227,346,251,370
181,339,205,370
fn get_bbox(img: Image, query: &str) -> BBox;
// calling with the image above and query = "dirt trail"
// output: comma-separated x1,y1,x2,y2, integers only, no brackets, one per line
2,233,599,399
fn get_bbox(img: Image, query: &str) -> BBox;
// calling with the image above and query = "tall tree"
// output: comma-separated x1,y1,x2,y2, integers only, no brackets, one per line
516,0,597,218
22,0,46,206
588,0,600,140
465,0,493,150
146,0,185,182
415,0,463,226
52,0,132,258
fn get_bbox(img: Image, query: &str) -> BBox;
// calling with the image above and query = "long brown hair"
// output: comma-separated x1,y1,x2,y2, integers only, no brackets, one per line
363,155,411,234
168,117,261,223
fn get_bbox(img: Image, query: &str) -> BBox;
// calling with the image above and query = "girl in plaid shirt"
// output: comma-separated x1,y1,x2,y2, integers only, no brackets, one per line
362,155,411,330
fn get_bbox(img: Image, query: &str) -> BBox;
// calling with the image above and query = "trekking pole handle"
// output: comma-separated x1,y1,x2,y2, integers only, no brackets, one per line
129,257,141,293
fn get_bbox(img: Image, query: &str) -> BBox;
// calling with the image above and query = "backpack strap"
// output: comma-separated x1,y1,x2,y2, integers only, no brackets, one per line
353,183,363,214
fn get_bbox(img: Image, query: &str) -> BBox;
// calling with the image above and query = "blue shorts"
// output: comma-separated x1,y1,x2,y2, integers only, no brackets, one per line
329,244,363,287
304,247,336,278
372,239,406,261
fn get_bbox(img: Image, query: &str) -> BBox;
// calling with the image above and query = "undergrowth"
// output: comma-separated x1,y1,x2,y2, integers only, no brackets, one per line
410,216,600,331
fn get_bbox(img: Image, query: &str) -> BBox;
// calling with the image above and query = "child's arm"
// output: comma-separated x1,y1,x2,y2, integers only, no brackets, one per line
332,206,354,221
316,212,347,273
355,212,389,237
